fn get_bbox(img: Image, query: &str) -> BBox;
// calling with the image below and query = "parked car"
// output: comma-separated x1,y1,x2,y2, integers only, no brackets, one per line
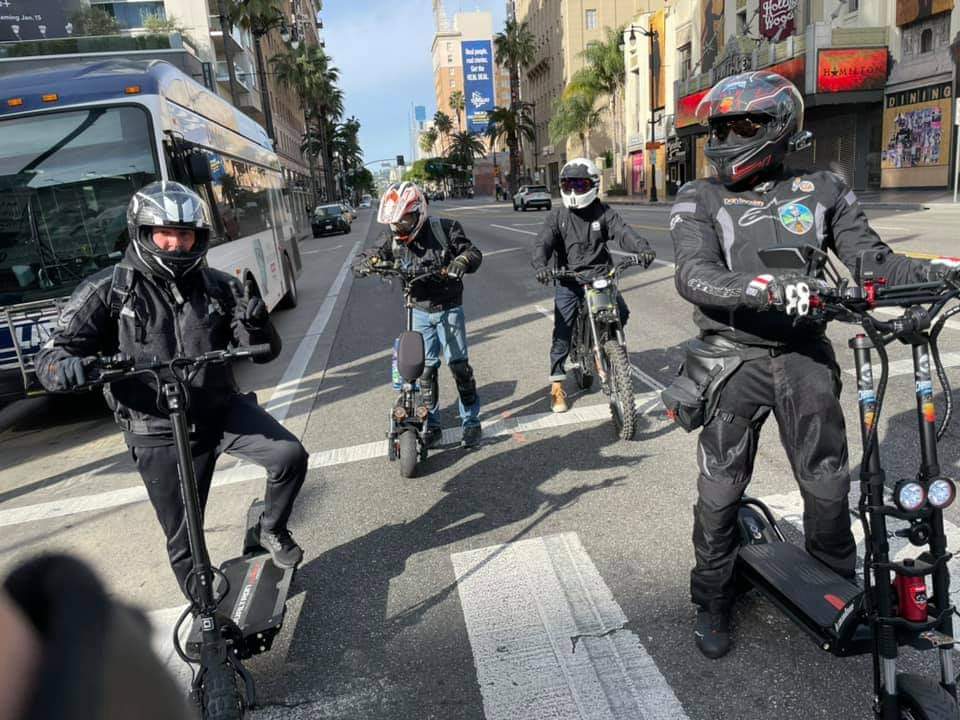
312,204,351,237
340,202,357,220
513,185,552,212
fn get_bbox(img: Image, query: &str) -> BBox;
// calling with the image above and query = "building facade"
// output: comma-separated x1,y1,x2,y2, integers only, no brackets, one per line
517,0,641,191
626,0,960,200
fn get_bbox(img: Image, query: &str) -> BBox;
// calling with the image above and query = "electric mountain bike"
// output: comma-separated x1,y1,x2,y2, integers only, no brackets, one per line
356,259,445,478
83,346,294,720
550,257,640,440
737,244,960,719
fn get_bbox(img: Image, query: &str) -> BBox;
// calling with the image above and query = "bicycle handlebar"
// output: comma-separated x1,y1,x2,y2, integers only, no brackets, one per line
547,258,640,284
356,259,445,286
86,344,273,385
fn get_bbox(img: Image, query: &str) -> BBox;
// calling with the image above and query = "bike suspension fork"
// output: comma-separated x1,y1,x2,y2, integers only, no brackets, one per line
912,341,956,695
586,306,606,381
850,336,898,717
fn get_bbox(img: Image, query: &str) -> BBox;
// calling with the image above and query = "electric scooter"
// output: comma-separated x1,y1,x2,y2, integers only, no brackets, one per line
86,346,294,720
356,259,444,477
736,245,960,719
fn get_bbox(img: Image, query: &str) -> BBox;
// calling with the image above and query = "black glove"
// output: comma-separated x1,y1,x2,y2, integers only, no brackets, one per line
241,289,269,328
48,356,88,391
624,252,655,269
759,273,828,317
535,267,552,285
446,255,469,280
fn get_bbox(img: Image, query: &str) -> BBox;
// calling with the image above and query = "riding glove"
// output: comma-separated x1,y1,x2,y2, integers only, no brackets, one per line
924,257,960,284
48,356,87,391
535,267,552,285
243,296,269,327
446,255,470,279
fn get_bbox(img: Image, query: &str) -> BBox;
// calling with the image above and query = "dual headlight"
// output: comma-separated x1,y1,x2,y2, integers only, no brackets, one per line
894,478,957,512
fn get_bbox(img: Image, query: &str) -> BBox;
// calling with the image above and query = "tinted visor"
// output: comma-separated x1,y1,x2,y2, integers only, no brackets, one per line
393,211,420,235
709,115,768,143
560,177,594,194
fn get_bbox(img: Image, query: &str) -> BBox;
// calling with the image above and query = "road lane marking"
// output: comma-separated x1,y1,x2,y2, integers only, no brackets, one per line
491,223,537,236
262,238,364,425
484,247,524,257
758,489,960,610
443,204,512,211
451,532,689,720
0,393,661,528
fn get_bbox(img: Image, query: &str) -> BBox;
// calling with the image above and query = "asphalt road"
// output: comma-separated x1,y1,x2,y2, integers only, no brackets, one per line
4,199,960,718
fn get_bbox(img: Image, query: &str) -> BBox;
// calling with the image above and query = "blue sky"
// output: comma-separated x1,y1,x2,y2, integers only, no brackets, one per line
321,0,507,167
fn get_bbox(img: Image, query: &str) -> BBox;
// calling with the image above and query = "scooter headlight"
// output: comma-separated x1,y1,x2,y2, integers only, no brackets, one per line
895,480,927,512
592,278,609,289
927,478,956,509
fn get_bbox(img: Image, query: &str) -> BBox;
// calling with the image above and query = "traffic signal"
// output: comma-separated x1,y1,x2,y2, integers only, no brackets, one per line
396,155,405,166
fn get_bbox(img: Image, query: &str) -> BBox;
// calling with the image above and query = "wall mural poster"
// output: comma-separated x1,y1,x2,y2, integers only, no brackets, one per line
460,39,495,134
895,0,954,27
700,0,724,73
650,10,666,109
0,0,83,42
882,82,953,171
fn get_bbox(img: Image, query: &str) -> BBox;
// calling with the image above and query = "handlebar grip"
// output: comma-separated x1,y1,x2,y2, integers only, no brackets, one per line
244,344,274,359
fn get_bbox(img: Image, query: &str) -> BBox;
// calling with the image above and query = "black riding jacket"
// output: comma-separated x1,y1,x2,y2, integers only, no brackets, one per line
532,201,653,274
35,246,281,442
671,168,929,346
367,217,482,312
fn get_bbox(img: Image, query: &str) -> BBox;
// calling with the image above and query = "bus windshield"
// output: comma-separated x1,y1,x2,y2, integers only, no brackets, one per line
0,105,159,305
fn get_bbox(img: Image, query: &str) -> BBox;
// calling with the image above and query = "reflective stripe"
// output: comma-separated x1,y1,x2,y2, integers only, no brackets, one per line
717,206,736,268
815,202,827,241
671,201,697,215
844,190,857,206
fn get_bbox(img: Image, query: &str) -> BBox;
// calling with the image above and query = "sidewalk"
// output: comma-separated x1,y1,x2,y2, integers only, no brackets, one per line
604,188,960,212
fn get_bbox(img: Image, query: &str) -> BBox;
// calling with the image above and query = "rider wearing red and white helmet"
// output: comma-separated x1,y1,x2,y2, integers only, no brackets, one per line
357,182,484,448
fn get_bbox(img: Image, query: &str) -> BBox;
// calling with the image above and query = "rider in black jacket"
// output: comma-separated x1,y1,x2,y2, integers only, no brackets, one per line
356,182,484,448
671,71,951,659
532,158,655,412
35,182,308,595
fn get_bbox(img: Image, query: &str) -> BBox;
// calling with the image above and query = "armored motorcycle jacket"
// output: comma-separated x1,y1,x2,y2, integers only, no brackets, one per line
671,168,929,346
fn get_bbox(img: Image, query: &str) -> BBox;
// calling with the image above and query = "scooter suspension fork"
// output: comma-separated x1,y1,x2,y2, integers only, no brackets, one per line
850,336,898,717
586,308,606,382
912,342,956,696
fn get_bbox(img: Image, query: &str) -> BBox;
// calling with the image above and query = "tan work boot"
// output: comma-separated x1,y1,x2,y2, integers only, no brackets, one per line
550,382,568,413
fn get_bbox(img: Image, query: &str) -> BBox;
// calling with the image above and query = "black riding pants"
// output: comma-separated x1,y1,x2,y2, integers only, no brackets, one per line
131,392,308,597
691,340,857,612
550,283,629,381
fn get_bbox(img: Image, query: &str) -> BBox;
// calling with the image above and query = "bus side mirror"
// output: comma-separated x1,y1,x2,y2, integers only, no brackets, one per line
188,153,212,184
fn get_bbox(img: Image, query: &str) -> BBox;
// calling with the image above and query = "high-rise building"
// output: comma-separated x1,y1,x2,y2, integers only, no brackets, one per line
516,0,640,191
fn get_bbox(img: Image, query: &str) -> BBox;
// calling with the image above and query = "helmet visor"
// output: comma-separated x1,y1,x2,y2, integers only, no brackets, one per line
560,177,594,194
393,211,420,236
708,116,768,143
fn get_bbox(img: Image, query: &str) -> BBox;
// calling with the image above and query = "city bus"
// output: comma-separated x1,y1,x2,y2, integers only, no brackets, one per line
0,59,305,402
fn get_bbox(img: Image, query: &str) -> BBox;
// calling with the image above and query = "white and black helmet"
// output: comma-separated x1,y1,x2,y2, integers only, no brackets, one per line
560,158,600,209
127,181,213,278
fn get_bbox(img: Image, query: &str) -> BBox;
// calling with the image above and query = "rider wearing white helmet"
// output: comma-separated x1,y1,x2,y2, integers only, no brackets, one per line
532,159,655,413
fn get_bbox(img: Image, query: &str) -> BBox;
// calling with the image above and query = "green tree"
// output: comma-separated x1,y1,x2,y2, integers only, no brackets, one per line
486,103,535,157
228,0,285,144
69,6,120,36
449,90,465,131
564,26,627,175
446,131,486,189
494,17,536,194
419,127,439,156
549,94,601,157
432,111,454,153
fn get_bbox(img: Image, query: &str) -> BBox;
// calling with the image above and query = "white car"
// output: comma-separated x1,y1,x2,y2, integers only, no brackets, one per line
513,185,552,212
359,194,372,208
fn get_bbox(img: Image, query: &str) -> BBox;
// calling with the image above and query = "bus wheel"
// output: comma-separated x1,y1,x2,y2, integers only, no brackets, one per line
278,255,298,310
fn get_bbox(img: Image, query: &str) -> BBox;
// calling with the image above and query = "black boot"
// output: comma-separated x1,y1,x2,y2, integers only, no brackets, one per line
259,522,303,568
423,426,443,449
694,609,731,659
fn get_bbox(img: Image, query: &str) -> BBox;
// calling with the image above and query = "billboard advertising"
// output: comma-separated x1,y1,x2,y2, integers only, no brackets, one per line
700,0,724,73
759,0,797,41
461,39,495,134
0,0,82,42
816,48,888,94
675,89,708,129
881,81,954,188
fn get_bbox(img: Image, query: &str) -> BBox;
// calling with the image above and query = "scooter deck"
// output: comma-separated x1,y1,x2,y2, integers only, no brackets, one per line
187,553,294,660
739,542,867,654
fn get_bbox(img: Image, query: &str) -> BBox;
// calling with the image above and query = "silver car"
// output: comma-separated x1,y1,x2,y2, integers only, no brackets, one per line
513,185,552,212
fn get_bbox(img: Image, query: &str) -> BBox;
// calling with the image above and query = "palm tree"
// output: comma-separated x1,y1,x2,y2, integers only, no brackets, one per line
449,90,465,131
446,131,486,193
549,94,601,157
564,26,627,179
486,103,536,154
227,0,285,142
419,127,439,156
494,17,535,194
433,111,454,153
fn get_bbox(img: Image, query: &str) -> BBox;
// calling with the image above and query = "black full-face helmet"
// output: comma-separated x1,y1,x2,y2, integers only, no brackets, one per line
126,181,212,279
697,70,807,186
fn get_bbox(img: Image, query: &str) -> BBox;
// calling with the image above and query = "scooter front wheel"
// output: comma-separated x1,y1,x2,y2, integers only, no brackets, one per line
603,340,636,440
398,430,419,478
897,673,958,719
201,662,244,720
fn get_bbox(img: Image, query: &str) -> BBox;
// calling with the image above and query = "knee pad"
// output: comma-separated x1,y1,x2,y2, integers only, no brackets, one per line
421,364,439,405
449,359,478,406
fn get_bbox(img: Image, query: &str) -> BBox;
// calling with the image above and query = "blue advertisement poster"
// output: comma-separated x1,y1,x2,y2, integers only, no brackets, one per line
0,0,83,42
461,39,495,134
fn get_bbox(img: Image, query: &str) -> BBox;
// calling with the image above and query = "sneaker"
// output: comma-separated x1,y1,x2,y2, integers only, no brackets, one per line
423,426,443,449
550,382,568,413
258,524,303,569
694,609,731,659
461,424,482,448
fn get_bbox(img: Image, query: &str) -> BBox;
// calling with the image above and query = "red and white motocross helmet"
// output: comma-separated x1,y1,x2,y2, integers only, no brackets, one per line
378,182,427,242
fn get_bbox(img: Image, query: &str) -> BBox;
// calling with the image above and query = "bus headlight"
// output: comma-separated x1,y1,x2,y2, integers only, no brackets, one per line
927,478,956,509
895,480,927,512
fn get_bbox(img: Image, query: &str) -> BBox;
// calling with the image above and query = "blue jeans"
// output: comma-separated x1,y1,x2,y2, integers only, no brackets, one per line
411,306,480,429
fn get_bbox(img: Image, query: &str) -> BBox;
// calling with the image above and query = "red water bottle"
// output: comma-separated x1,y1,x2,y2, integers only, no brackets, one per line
895,560,928,622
